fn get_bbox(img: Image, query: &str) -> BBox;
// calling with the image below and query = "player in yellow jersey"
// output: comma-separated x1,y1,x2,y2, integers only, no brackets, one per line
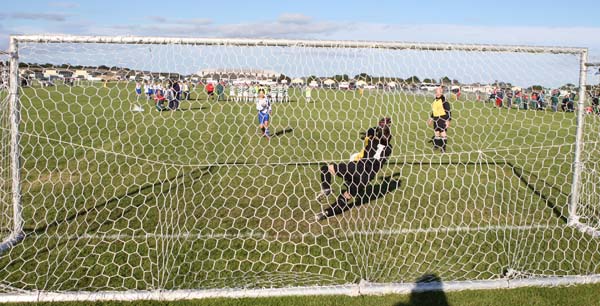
427,87,451,153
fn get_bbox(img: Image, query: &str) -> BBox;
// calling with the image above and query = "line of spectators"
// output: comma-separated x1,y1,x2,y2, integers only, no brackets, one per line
486,88,576,112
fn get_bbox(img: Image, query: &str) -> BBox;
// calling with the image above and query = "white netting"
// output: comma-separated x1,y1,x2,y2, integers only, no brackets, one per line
579,64,600,234
0,56,10,243
0,36,599,298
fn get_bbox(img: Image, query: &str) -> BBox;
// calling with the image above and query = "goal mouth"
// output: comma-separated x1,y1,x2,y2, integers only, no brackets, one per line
0,35,598,300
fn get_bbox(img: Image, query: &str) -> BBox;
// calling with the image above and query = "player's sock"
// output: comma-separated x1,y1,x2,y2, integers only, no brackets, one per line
320,165,332,191
442,137,447,152
433,137,443,150
265,128,270,137
327,195,350,217
260,127,265,135
314,212,327,222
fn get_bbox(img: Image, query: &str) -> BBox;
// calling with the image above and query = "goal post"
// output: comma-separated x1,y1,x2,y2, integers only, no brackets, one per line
1,34,600,302
573,61,600,238
0,37,24,255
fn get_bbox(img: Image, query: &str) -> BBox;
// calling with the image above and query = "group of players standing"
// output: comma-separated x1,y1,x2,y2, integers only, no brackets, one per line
135,80,191,111
230,83,290,103
135,79,451,221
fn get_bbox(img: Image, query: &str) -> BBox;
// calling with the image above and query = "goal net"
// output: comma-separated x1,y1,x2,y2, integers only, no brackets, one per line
0,35,599,301
0,54,10,249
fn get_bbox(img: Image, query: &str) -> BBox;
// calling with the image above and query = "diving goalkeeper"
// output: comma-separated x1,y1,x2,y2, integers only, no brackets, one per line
315,118,392,221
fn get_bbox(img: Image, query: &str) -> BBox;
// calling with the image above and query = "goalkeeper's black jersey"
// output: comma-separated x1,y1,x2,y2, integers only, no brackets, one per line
357,127,392,178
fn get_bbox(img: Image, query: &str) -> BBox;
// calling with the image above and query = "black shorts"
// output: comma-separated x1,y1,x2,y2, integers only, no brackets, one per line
334,162,358,182
433,118,448,132
334,160,377,196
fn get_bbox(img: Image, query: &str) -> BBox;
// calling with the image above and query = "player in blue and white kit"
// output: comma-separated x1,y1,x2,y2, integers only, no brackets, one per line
256,89,272,138
135,82,142,98
144,81,152,100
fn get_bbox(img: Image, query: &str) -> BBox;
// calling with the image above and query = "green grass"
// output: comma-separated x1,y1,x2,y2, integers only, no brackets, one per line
1,82,599,296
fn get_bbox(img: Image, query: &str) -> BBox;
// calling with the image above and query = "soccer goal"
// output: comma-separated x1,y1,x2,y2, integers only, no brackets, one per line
1,35,599,302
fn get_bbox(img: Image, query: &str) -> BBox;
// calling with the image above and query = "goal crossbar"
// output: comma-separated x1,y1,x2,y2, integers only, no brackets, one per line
11,34,587,54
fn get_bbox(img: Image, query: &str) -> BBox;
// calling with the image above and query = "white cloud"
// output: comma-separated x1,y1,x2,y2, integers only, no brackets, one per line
278,13,312,25
215,21,344,38
321,23,600,55
3,16,600,63
48,2,79,9
146,16,168,23
185,18,212,26
9,12,69,22
145,16,212,25
94,16,340,39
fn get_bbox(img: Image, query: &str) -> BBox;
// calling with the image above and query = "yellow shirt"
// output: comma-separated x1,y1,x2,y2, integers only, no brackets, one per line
432,97,446,117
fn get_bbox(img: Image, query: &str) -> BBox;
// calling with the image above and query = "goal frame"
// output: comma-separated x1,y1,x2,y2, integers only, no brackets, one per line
0,37,24,256
0,34,599,302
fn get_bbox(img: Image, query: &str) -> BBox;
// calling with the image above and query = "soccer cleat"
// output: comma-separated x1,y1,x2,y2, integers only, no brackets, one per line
315,189,332,201
314,212,327,222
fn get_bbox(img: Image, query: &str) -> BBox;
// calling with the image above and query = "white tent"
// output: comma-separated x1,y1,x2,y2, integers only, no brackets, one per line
291,78,304,84
387,81,398,87
356,80,368,87
259,80,276,86
323,79,336,86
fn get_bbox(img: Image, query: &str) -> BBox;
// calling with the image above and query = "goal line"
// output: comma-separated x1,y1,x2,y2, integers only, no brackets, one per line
27,224,565,241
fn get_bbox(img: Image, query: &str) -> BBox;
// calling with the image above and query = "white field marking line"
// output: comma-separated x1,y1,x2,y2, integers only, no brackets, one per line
12,130,578,168
347,224,562,236
34,224,564,241
0,283,29,293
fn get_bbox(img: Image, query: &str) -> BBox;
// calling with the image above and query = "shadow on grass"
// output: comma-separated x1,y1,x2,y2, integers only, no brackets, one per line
506,161,569,223
8,166,218,266
354,172,402,207
322,172,402,217
272,128,294,137
382,159,568,225
177,106,207,111
28,166,216,236
394,273,450,306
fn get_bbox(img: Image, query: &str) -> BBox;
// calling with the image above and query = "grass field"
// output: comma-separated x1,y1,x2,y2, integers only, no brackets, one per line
1,81,599,297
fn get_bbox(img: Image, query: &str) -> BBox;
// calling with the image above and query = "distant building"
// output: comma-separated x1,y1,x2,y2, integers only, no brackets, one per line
43,69,59,79
74,70,90,79
57,70,73,78
197,68,279,81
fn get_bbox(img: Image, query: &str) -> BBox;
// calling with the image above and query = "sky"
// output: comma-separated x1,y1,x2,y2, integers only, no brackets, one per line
2,0,600,86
